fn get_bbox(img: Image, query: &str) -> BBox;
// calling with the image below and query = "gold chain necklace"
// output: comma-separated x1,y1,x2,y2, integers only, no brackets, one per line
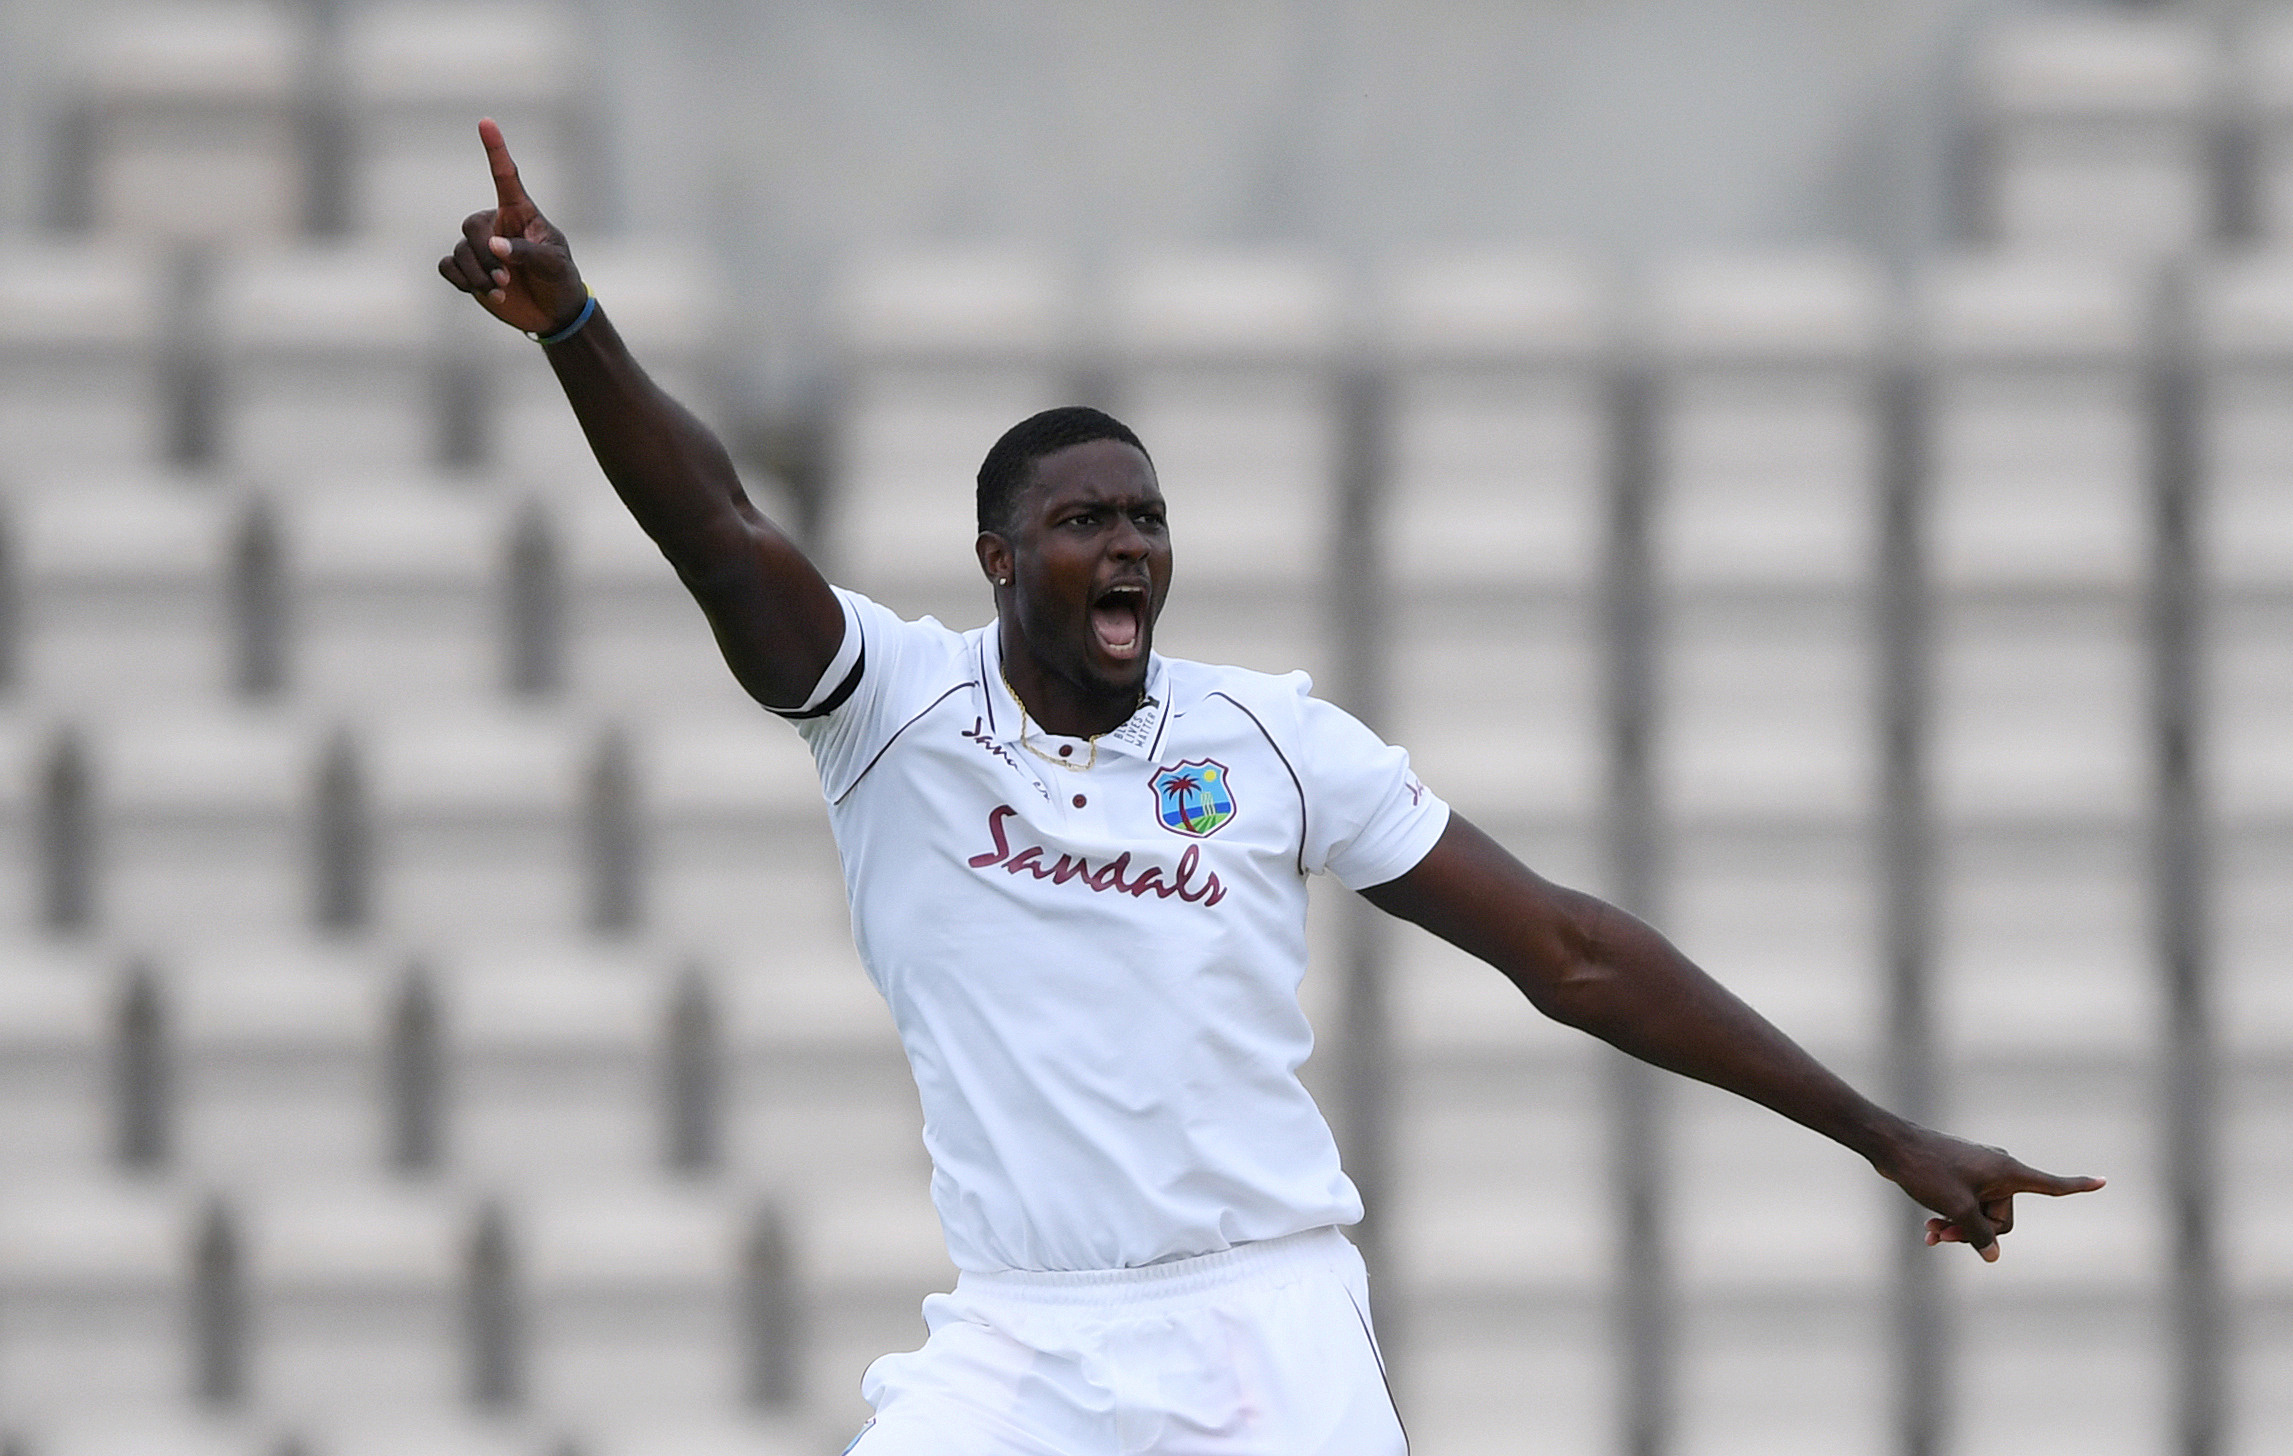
999,665,1140,774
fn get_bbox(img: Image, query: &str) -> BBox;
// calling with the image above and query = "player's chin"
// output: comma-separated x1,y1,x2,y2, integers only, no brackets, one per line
1081,637,1153,694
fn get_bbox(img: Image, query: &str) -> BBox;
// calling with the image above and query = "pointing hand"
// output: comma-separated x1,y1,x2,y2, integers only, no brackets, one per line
435,118,586,338
1877,1126,2105,1263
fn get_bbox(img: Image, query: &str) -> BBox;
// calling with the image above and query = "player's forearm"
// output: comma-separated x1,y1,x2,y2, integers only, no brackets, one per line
1548,901,1912,1166
539,308,775,582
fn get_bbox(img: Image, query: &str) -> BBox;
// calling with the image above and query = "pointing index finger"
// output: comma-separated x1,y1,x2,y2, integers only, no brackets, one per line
478,117,531,217
2018,1167,2107,1198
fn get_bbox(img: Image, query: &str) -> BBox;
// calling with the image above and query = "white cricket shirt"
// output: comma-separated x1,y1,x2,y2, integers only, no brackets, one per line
779,589,1450,1274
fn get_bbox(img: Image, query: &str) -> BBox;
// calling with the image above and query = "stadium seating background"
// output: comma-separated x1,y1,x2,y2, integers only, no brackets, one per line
0,3,2282,1455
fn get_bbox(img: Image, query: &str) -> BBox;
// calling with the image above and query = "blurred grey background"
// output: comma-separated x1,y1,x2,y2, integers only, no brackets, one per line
4,0,1990,410
0,3,2284,1456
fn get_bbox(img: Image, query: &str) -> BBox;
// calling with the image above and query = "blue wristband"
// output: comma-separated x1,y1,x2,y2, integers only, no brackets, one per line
528,287,597,346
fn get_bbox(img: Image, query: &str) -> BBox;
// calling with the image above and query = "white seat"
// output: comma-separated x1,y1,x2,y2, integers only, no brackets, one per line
1662,826,1881,1060
1919,254,2151,590
18,475,234,710
1148,586,1331,684
1945,1295,2167,1456
793,1175,954,1340
0,243,169,475
340,2,586,239
2213,829,2293,1054
2239,14,2293,245
638,716,836,950
829,250,1073,600
477,240,731,491
211,246,438,478
1934,826,2157,1058
245,1182,465,1423
0,717,44,936
1648,252,1887,589
94,709,312,943
1379,251,1609,590
284,478,509,711
1674,1298,1889,1456
1670,1080,1891,1293
1931,595,2147,822
1400,1299,1612,1456
2231,1301,2293,1456
0,944,118,1181
0,1178,191,1421
1387,597,1600,824
720,955,918,1191
369,710,590,940
1655,596,1877,822
80,3,311,241
519,1185,749,1422
556,486,788,720
579,1415,818,1456
2193,253,2293,584
16,1412,263,1456
2222,1064,2293,1296
305,1417,544,1456
442,945,669,1186
170,943,395,1186
1976,13,2218,256
719,961,947,1306
726,1045,930,1223
2208,596,2293,822
1389,1055,1609,1295
1107,251,1341,590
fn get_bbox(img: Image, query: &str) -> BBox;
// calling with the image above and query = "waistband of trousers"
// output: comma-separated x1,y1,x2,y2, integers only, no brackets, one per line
954,1225,1354,1309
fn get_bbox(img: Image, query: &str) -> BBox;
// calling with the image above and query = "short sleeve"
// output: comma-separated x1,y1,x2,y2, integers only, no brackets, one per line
785,588,970,803
1291,684,1450,890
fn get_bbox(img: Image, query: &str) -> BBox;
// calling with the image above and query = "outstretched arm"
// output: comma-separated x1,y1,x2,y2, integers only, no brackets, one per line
1361,813,2104,1261
436,118,843,710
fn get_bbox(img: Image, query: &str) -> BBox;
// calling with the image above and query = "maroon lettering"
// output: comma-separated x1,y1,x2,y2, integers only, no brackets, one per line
1170,845,1200,899
967,804,1017,868
1049,854,1092,885
1088,854,1134,894
964,805,1224,912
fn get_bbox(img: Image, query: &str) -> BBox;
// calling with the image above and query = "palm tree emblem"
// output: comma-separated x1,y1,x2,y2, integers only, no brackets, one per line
1167,769,1204,830
1152,760,1234,838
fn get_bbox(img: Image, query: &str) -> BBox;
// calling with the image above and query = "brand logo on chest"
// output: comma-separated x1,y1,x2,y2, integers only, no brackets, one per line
1150,759,1236,838
966,804,1227,906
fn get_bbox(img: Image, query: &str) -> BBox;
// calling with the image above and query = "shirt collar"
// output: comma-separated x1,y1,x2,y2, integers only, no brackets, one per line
983,625,1172,764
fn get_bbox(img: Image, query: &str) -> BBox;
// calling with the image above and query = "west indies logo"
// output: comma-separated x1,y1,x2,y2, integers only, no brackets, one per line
1151,759,1236,838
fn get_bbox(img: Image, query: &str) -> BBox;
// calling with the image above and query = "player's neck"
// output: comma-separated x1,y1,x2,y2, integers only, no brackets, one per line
1000,633,1142,739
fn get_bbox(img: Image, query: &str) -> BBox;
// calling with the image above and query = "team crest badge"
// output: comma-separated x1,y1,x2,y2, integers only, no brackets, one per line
1152,759,1236,838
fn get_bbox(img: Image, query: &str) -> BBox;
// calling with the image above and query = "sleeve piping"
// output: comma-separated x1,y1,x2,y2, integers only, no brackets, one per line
765,591,865,719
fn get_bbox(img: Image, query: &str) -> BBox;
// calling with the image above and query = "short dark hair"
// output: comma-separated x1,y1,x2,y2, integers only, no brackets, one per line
975,406,1149,536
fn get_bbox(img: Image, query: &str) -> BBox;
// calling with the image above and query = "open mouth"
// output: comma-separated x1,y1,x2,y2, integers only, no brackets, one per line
1090,583,1148,660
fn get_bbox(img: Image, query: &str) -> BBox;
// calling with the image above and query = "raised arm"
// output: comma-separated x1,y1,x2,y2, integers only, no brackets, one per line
436,118,843,710
1361,813,2104,1261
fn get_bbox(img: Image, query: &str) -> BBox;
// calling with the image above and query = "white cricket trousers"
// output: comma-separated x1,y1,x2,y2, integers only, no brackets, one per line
849,1225,1408,1456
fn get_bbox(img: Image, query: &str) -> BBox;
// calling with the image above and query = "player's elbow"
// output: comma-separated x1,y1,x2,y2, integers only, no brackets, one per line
1512,947,1619,1030
1499,887,1619,1027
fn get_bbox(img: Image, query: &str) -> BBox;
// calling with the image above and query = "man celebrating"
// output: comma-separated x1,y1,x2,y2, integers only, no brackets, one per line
439,119,2102,1454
